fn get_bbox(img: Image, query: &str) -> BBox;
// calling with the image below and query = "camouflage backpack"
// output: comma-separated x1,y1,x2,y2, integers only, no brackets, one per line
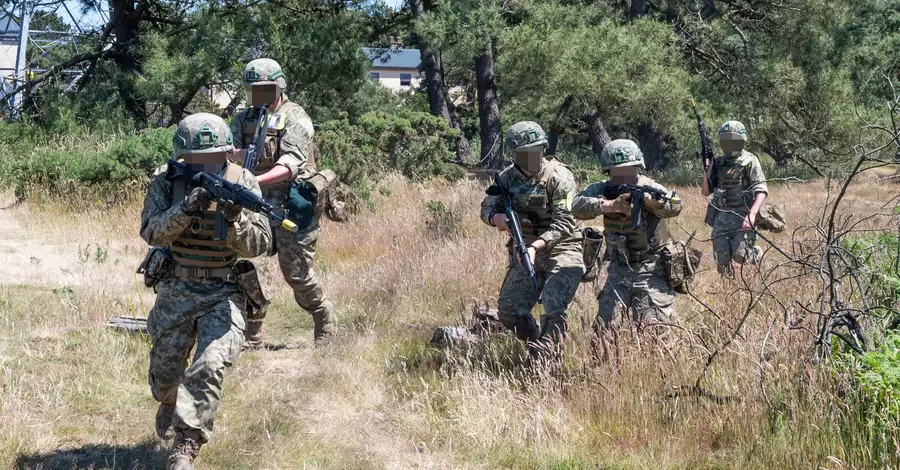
756,204,786,233
662,240,703,294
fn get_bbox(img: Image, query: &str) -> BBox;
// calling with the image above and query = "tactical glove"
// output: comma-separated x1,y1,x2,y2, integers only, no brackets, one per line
643,192,668,211
224,201,243,221
182,187,212,214
610,193,633,214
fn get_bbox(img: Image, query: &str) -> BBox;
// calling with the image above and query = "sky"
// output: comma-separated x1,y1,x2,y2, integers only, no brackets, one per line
57,0,406,30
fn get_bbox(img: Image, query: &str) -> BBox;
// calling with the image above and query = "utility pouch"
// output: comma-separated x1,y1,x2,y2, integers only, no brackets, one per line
662,240,703,294
581,227,604,283
234,260,272,321
136,247,174,290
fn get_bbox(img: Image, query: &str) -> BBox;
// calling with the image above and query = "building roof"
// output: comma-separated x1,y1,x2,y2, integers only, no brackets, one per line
0,13,22,35
362,47,420,70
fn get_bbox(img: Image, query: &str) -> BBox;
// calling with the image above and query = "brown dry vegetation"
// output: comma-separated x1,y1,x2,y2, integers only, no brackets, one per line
1,171,899,469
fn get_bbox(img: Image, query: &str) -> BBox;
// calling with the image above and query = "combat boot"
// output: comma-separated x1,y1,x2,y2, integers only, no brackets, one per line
167,431,201,470
312,300,335,347
155,403,175,440
242,320,264,351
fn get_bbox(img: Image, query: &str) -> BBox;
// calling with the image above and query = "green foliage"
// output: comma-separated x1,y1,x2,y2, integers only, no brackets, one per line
317,108,464,205
0,125,172,194
843,231,900,315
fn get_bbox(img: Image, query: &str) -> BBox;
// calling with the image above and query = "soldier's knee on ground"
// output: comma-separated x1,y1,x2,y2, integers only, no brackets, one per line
498,313,539,341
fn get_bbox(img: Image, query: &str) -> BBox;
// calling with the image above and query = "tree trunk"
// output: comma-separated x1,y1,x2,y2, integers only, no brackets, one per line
583,108,612,154
637,121,675,170
169,74,209,126
475,35,502,170
629,0,646,19
109,0,146,126
409,0,474,164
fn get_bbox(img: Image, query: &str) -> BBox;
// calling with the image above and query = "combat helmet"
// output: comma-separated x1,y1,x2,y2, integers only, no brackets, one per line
718,120,748,154
599,139,645,170
243,58,288,90
718,121,748,142
173,113,234,157
505,121,549,173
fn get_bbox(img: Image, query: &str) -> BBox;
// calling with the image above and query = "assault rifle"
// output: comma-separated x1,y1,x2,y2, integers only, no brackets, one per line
690,99,714,173
243,107,268,172
167,159,298,240
486,175,540,301
603,184,679,229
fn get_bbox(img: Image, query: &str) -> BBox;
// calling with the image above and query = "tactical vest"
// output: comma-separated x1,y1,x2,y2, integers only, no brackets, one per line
507,159,562,241
242,107,289,175
602,182,668,262
169,162,243,269
715,151,754,209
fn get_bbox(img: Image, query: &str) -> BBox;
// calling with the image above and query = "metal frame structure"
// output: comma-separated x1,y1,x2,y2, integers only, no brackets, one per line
0,0,107,120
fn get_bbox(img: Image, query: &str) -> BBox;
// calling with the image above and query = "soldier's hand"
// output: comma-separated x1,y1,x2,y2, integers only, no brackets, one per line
491,213,510,232
742,213,756,231
643,193,667,211
182,187,212,214
610,193,633,214
224,201,243,221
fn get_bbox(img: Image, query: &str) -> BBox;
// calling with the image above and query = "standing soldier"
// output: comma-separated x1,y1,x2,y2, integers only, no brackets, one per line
702,121,768,276
140,113,272,469
481,121,584,355
230,58,336,347
573,139,682,329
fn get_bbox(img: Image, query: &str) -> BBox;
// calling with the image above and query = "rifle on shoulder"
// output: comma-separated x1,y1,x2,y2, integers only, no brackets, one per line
243,107,268,172
167,159,297,240
602,184,678,229
690,99,714,173
486,175,540,301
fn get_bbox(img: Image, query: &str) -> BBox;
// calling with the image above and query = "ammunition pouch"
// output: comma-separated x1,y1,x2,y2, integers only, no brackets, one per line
662,240,703,294
234,260,272,321
581,226,604,283
705,189,726,227
136,247,174,290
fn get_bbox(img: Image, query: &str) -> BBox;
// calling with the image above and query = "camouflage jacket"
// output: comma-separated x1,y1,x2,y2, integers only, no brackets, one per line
140,164,272,258
229,97,315,182
480,162,580,247
573,175,681,220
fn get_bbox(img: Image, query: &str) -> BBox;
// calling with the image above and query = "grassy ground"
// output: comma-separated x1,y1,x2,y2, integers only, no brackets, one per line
1,170,899,469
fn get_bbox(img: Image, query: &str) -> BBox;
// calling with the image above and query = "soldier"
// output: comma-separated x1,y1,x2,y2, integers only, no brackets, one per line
140,113,272,469
230,58,336,347
573,139,682,329
480,121,584,354
701,121,768,276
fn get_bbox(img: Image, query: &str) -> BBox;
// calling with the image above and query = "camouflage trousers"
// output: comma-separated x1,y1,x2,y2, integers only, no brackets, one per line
497,238,584,345
147,277,246,444
249,225,334,330
711,209,759,275
596,255,675,329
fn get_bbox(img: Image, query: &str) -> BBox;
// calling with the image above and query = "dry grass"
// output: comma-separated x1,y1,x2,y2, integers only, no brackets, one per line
0,171,898,469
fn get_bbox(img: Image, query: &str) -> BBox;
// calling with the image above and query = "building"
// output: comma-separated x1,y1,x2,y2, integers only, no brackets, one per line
0,13,22,101
362,47,421,92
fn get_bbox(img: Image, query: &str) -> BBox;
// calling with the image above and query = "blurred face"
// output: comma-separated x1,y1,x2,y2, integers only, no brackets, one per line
609,165,638,184
719,137,746,154
181,151,228,174
513,148,544,175
247,84,280,107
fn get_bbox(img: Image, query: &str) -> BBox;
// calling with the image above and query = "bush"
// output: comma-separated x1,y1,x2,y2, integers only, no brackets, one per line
317,108,465,207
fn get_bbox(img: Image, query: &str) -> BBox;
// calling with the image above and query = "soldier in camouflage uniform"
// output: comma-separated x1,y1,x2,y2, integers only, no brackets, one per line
229,58,335,347
481,121,584,353
701,121,768,276
140,113,272,470
573,139,682,329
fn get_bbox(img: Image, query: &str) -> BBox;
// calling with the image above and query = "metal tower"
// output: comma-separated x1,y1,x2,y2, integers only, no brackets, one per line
0,0,107,120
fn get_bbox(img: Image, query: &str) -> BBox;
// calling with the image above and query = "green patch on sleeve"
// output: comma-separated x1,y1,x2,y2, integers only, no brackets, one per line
554,191,574,210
